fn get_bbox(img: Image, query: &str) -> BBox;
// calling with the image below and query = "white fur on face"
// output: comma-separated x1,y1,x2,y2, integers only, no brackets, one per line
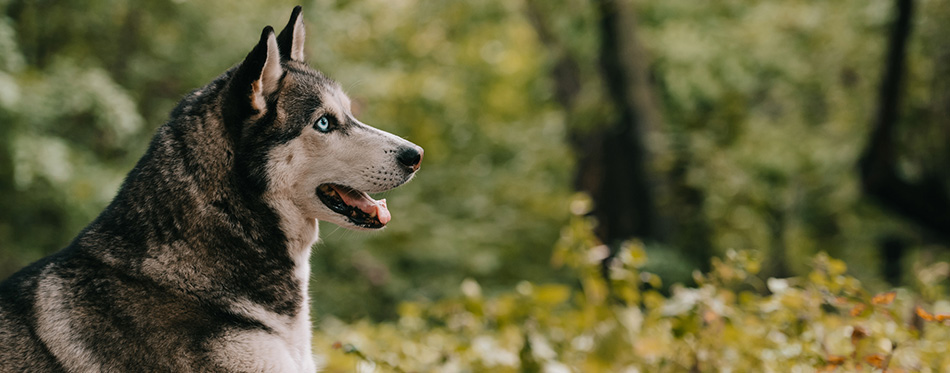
263,85,419,234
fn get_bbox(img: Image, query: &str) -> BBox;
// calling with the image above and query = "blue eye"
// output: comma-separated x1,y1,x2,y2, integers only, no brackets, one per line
315,115,332,132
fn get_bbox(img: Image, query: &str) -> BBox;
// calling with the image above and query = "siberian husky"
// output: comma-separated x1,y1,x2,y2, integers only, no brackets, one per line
0,6,422,372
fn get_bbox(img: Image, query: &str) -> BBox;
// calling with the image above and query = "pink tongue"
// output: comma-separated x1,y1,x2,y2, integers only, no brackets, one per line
376,199,391,225
331,186,391,225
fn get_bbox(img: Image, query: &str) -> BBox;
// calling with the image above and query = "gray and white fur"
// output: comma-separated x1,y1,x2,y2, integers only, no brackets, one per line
0,6,422,372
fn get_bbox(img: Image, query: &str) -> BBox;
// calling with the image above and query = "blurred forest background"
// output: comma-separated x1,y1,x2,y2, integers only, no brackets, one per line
1,0,949,327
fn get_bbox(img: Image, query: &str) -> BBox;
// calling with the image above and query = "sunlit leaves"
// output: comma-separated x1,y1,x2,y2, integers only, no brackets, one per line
316,211,950,371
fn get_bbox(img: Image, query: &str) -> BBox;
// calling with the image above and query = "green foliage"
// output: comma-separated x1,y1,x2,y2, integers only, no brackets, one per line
0,0,575,318
0,10,145,274
4,0,950,369
2,0,950,325
633,0,950,279
304,0,575,320
315,205,950,372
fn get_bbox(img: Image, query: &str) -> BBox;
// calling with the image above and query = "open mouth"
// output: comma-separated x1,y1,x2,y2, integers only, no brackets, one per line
316,184,391,229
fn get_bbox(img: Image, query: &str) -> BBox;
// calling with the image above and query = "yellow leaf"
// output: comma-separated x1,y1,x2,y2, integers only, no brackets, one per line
633,337,670,360
582,276,609,305
916,306,935,322
397,302,422,319
849,304,866,317
819,355,846,372
826,355,846,365
618,286,639,305
916,308,950,322
623,241,648,268
828,258,848,276
534,284,571,306
864,353,888,369
871,291,896,305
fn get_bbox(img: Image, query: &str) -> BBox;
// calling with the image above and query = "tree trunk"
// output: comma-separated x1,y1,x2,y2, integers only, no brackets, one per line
526,0,714,280
582,0,661,247
859,0,950,241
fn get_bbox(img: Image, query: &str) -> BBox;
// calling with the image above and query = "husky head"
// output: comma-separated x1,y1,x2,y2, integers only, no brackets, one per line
226,6,422,233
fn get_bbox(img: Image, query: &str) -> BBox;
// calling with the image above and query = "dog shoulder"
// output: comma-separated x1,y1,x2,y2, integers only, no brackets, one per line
0,255,68,372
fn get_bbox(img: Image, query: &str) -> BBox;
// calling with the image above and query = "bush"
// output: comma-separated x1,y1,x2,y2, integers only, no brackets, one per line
313,203,950,372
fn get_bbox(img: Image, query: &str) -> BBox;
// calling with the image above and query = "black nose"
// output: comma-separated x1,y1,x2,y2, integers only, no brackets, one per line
396,146,423,172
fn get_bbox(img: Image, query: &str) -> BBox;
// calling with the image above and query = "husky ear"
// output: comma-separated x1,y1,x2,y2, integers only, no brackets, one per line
277,5,305,62
234,26,283,112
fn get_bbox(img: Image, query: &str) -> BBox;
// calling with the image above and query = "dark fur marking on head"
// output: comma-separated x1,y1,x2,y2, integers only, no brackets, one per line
0,6,421,371
277,5,305,62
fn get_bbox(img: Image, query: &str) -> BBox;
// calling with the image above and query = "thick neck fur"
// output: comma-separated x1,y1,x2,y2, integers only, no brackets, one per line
73,68,311,317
